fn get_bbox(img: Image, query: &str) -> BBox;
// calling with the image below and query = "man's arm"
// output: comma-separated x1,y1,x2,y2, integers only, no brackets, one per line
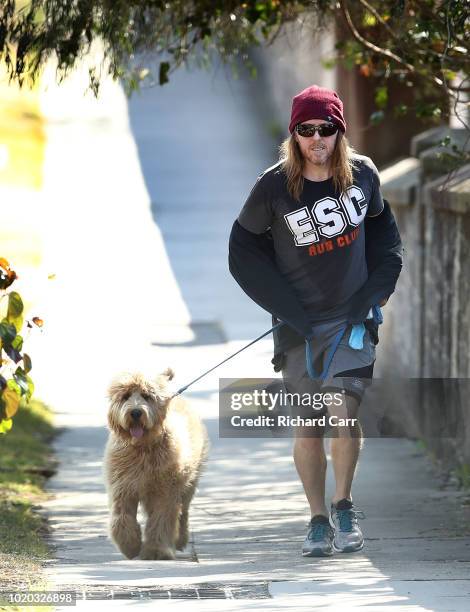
348,199,403,324
228,220,313,337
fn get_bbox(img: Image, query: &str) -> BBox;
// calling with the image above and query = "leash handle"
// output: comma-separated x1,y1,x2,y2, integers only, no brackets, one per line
305,325,348,383
172,321,285,398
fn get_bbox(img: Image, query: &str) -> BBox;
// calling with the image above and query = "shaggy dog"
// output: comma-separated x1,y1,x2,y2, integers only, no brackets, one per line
104,368,208,560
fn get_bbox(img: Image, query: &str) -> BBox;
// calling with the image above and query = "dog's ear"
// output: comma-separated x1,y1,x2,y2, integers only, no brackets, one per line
106,378,128,434
107,372,137,401
107,405,122,434
107,379,127,402
160,367,174,381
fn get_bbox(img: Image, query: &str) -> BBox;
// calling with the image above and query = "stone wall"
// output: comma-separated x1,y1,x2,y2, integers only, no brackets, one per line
380,127,470,472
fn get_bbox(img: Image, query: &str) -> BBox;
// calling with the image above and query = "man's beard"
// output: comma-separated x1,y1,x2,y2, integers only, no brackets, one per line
307,146,331,166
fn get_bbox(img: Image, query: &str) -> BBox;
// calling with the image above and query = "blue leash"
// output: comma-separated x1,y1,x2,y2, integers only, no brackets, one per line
305,305,383,382
173,321,284,396
305,326,348,382
173,305,384,395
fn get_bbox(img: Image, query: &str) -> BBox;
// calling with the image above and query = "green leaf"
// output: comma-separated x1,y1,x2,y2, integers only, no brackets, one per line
442,69,458,81
375,86,388,109
23,353,32,373
159,61,170,85
7,378,21,396
0,418,13,434
7,291,24,332
4,346,21,363
362,12,377,27
321,57,337,70
0,320,16,346
14,367,33,400
415,101,442,119
26,374,34,399
393,103,408,117
12,334,23,352
14,371,29,395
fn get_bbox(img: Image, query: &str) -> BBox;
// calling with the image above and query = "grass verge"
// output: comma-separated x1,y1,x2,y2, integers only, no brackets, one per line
0,399,56,610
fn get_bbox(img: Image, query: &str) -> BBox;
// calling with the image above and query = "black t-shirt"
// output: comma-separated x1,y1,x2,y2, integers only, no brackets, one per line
237,154,384,324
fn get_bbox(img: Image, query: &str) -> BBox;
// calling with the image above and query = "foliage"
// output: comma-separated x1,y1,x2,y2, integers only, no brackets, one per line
332,0,470,167
334,1,469,123
0,258,41,434
0,1,468,141
0,0,314,93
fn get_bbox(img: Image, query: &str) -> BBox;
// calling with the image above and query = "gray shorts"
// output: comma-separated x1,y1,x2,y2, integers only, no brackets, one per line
281,318,376,405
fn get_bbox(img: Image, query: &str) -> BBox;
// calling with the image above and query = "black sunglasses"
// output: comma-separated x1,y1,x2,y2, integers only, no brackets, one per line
295,122,338,138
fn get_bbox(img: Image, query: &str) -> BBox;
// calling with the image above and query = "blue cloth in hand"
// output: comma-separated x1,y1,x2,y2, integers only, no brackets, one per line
349,323,366,350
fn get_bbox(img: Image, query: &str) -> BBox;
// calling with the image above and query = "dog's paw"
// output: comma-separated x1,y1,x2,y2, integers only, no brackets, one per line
140,545,176,560
111,516,142,559
120,542,141,560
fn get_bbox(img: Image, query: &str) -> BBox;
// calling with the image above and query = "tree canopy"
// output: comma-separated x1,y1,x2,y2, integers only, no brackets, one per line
1,1,469,130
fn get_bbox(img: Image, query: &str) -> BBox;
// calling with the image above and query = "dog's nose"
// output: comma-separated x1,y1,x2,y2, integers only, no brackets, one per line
130,409,142,421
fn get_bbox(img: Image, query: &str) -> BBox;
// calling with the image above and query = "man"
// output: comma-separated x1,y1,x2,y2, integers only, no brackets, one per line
229,84,403,557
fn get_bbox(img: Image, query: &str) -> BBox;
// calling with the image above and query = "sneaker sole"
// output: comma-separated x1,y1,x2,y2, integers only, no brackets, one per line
302,548,334,557
332,540,364,553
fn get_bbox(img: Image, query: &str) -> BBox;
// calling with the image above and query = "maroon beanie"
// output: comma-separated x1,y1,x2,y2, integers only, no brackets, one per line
289,84,346,134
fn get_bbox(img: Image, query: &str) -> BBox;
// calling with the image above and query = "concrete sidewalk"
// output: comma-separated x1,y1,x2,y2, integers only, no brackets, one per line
44,409,470,609
29,54,470,610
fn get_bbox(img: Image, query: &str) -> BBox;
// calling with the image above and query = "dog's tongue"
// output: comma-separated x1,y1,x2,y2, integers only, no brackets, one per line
130,426,144,439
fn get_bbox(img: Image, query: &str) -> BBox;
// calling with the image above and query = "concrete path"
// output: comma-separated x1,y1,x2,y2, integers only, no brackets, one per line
32,52,470,610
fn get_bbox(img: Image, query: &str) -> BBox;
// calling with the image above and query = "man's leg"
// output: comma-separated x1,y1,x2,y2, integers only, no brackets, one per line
326,391,366,552
293,427,335,557
293,431,328,517
281,341,336,557
329,393,362,503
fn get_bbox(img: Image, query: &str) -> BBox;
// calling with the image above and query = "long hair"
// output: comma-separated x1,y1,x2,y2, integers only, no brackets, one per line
279,130,357,201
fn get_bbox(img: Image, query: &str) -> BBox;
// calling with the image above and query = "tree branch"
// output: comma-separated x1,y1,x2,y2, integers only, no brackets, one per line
338,0,465,96
357,0,398,40
339,0,414,71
